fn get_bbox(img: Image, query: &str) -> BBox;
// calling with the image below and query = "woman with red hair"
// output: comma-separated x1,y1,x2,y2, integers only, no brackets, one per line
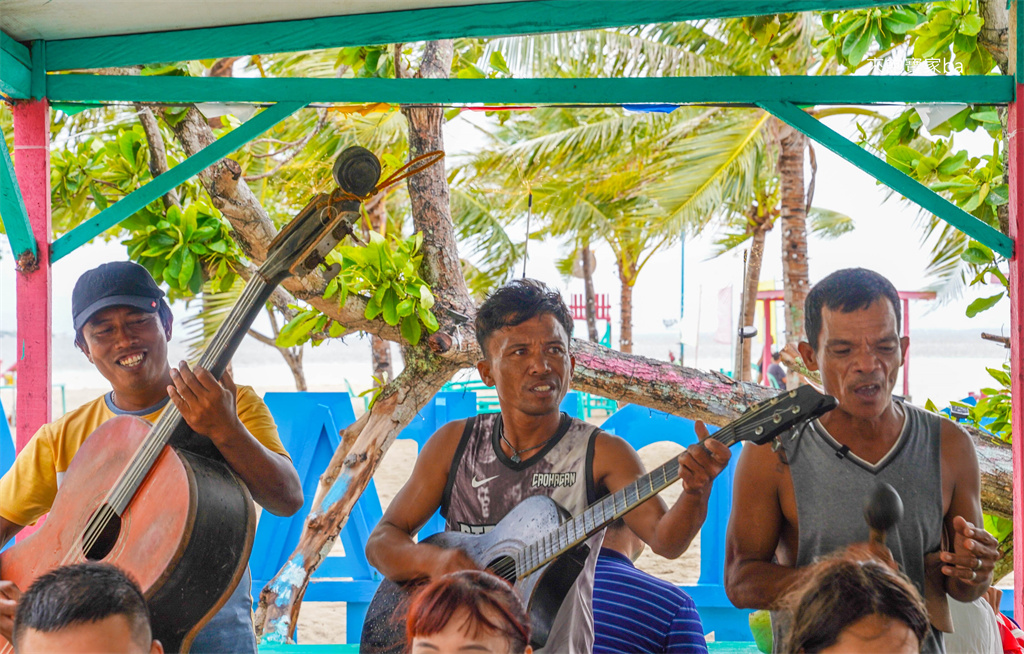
407,571,531,654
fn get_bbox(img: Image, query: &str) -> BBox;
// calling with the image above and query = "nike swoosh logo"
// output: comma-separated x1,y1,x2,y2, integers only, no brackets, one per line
471,474,500,488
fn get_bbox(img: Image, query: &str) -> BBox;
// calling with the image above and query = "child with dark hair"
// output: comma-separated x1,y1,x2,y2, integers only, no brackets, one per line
13,562,163,654
784,556,930,654
407,570,531,654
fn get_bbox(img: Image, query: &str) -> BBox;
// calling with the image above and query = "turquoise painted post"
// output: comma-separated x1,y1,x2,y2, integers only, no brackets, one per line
49,101,305,262
0,131,35,260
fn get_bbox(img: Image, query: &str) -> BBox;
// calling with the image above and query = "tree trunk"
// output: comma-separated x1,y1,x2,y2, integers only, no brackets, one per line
617,254,637,354
255,40,473,641
979,0,1009,74
365,197,394,386
778,125,810,357
582,244,599,342
733,227,767,382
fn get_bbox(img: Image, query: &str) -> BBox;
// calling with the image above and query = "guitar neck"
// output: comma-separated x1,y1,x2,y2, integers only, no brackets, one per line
106,273,279,515
518,422,744,577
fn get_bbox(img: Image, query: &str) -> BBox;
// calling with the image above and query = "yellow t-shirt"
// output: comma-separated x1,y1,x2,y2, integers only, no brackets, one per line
0,385,288,527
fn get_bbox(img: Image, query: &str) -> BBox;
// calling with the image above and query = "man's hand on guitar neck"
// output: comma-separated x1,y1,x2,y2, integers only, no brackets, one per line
168,362,303,516
0,580,20,642
678,421,731,498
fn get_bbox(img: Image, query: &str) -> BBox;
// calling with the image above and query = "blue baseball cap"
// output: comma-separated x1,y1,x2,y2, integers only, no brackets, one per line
72,261,165,332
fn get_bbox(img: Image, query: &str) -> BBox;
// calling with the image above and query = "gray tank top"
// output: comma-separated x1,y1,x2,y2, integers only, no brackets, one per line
442,412,604,654
771,401,945,654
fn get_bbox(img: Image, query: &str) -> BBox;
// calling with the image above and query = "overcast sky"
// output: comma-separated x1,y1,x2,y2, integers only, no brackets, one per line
0,108,1010,348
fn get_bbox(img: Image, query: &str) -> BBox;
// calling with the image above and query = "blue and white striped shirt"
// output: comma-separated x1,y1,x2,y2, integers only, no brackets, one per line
592,549,709,654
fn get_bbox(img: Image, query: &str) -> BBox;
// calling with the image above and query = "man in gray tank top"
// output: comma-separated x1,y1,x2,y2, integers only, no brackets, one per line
724,268,1000,654
367,279,732,653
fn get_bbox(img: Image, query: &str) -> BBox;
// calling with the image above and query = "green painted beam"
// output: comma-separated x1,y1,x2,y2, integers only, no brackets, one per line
30,41,45,101
46,74,1014,106
44,0,905,71
760,100,1015,259
0,31,32,99
0,133,37,259
50,101,305,263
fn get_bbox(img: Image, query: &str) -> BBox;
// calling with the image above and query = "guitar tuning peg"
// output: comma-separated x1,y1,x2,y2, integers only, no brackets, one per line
323,262,341,284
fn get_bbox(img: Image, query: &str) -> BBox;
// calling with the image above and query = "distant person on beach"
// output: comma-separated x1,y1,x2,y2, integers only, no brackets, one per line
13,562,163,654
592,518,707,654
724,268,999,654
407,570,531,654
0,261,303,652
767,351,787,389
367,279,731,653
783,556,929,654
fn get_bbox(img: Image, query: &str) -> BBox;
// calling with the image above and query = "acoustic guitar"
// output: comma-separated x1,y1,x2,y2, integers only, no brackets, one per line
0,147,382,653
360,385,838,653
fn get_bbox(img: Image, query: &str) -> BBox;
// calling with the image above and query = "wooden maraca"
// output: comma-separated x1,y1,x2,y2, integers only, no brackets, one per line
864,482,904,546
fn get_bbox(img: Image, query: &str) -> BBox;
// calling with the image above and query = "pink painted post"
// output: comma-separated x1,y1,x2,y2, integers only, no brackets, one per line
12,100,51,453
761,299,773,386
1008,81,1024,623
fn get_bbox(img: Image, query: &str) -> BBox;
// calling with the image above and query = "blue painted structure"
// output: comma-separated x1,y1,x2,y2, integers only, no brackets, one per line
599,404,748,640
0,398,13,477
0,399,14,553
251,391,745,642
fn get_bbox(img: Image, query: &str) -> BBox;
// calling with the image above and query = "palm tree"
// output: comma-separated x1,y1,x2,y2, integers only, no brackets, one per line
454,104,764,353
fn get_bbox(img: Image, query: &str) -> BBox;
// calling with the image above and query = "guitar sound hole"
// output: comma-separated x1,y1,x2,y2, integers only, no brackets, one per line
487,556,517,583
83,507,122,561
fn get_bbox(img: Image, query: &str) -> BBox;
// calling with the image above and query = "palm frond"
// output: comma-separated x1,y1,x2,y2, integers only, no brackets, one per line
182,277,245,364
809,207,855,239
648,110,769,232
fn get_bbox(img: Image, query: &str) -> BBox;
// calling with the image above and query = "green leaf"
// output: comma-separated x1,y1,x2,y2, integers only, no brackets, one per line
842,23,874,65
381,290,399,325
209,240,228,254
965,292,1004,317
396,298,415,317
401,313,423,344
89,182,109,211
364,296,384,321
958,14,983,36
489,51,511,75
936,150,968,176
970,110,1000,125
960,246,993,265
277,311,320,348
419,307,440,332
187,264,203,295
166,247,184,282
456,64,486,79
419,285,435,310
328,321,346,338
179,251,196,289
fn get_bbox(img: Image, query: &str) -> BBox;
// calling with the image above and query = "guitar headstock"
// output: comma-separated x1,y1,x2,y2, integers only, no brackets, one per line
729,385,838,446
259,147,382,284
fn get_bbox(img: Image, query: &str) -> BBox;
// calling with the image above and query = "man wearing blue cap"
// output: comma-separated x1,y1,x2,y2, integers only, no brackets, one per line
0,261,303,653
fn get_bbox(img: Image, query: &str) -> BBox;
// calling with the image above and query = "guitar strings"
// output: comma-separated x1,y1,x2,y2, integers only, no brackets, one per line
508,392,823,577
73,277,270,562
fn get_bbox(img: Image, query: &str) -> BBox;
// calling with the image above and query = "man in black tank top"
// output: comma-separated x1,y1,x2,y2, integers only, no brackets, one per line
366,279,732,653
724,268,1000,653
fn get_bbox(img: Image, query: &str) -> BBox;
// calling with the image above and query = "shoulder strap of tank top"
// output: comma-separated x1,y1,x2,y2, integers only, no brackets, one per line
585,425,604,504
440,416,478,519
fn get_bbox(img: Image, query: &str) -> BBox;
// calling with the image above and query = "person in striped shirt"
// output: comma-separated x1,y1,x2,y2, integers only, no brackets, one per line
592,518,708,654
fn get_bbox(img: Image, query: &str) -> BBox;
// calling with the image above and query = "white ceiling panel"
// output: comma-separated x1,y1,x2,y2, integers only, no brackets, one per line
0,0,532,42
